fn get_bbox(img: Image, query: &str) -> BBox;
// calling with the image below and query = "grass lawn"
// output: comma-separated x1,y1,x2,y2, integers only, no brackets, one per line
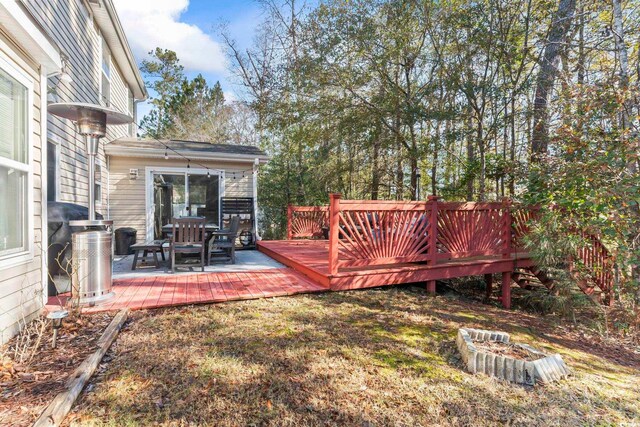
67,287,639,426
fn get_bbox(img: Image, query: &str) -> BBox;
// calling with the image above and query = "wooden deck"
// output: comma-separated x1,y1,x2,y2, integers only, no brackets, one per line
258,240,533,291
279,196,613,306
45,268,328,314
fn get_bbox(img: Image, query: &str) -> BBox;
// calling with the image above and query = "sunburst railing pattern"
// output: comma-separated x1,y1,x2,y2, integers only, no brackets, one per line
336,201,433,267
512,206,541,251
436,203,508,260
287,206,328,239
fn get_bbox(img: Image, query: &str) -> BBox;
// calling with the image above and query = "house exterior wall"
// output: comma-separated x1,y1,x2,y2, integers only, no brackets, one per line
22,0,135,211
0,31,45,344
108,155,254,238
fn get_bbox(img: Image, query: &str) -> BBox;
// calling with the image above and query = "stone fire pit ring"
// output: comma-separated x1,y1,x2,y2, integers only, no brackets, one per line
456,328,570,385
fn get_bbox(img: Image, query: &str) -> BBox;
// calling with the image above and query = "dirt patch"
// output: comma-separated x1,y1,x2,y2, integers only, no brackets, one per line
0,313,113,426
473,340,544,361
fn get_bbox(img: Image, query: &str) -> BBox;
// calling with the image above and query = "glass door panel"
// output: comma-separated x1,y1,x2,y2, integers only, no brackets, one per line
153,173,186,239
187,174,220,226
151,171,221,239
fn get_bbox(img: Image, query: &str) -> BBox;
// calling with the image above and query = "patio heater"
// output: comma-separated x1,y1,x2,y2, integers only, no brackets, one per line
48,102,133,305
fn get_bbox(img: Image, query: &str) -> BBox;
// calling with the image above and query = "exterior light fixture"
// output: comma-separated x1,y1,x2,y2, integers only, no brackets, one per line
46,310,68,348
59,70,73,84
59,54,73,84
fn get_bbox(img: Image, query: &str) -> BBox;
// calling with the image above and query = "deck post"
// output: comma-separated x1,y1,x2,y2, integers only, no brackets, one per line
501,271,512,309
427,195,439,266
427,195,439,295
427,280,437,295
501,199,513,308
328,193,341,275
502,198,512,259
287,204,293,240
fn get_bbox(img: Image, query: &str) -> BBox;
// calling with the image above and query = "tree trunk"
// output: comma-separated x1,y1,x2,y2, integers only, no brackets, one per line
466,115,474,201
396,147,404,200
612,0,640,301
509,96,516,195
530,0,577,161
371,130,381,200
477,120,486,201
432,123,440,197
410,156,418,201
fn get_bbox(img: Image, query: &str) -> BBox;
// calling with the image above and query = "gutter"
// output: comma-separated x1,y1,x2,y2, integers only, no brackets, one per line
105,147,270,164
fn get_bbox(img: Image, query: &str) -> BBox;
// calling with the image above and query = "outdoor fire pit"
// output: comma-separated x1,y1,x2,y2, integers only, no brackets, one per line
456,328,570,385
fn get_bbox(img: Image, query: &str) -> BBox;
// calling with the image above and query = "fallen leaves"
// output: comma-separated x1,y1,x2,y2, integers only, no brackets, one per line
0,313,113,427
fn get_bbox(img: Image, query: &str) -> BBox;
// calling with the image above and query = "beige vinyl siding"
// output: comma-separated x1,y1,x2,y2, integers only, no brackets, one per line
22,0,133,210
108,156,254,236
0,33,45,344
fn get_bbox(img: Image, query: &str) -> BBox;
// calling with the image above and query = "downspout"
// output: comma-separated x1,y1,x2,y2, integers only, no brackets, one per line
253,158,260,241
133,99,142,137
40,68,49,303
106,156,110,219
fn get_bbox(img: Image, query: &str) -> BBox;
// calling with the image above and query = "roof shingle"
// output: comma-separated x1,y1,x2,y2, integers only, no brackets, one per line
106,137,267,157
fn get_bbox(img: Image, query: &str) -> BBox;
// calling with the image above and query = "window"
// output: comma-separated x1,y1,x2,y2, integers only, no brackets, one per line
95,162,102,206
100,36,110,106
0,60,31,263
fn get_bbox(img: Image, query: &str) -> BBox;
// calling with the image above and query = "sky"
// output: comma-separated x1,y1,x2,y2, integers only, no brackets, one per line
112,0,264,122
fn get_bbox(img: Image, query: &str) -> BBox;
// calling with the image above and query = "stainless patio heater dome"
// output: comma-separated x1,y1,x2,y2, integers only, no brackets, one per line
48,102,133,306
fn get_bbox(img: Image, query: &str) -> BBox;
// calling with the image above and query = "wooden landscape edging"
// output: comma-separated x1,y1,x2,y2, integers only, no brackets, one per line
33,309,129,427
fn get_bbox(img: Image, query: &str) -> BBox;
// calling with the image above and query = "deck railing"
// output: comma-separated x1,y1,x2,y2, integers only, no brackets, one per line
572,232,614,304
286,205,329,240
287,196,516,274
326,195,514,274
286,195,614,303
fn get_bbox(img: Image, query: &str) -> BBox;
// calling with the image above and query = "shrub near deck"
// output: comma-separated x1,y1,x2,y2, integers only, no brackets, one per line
66,289,639,426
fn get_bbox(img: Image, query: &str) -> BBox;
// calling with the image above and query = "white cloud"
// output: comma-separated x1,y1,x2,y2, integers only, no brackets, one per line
112,0,227,73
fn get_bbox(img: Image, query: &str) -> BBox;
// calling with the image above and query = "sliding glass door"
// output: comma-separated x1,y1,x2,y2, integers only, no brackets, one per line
151,170,221,239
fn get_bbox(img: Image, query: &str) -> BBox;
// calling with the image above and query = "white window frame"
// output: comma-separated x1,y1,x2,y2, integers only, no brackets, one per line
99,33,111,107
0,53,34,270
46,136,62,202
144,166,225,241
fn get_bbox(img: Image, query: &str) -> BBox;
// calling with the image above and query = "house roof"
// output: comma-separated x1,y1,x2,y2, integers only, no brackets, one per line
88,0,147,100
105,137,269,163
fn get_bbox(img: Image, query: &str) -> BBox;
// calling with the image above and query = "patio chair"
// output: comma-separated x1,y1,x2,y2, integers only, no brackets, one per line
169,217,206,273
208,216,240,264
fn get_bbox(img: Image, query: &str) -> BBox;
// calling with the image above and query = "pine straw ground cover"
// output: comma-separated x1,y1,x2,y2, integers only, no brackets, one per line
0,313,113,426
67,287,639,426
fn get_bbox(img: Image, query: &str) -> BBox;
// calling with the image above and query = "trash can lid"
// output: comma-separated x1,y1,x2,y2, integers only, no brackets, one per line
70,220,113,227
115,227,137,233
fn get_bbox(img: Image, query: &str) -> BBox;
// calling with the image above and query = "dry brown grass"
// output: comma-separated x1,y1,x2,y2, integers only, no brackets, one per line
67,287,639,426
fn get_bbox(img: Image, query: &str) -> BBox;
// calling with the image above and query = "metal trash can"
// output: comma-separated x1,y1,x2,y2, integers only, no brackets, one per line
115,227,137,255
70,220,114,306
